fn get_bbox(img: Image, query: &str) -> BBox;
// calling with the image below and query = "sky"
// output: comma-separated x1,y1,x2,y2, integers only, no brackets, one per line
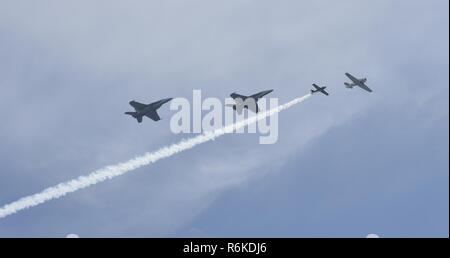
0,0,448,237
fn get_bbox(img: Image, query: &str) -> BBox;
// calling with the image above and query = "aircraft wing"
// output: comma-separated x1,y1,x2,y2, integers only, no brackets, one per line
312,84,321,90
345,73,360,83
144,109,161,121
129,101,147,111
357,83,373,92
230,92,247,100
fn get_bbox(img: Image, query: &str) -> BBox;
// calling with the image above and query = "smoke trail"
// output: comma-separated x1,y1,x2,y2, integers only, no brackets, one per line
0,94,312,219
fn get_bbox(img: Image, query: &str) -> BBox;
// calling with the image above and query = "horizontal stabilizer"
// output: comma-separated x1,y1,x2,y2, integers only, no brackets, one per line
125,112,143,123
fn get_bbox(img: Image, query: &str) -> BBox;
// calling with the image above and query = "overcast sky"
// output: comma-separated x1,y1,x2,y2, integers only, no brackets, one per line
0,0,448,237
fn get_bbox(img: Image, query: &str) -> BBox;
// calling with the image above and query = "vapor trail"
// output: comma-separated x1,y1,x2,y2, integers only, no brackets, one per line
0,94,312,219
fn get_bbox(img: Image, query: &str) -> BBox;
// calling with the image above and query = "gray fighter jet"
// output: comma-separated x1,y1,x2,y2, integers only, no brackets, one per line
345,73,372,92
125,98,173,123
311,84,329,96
228,89,273,114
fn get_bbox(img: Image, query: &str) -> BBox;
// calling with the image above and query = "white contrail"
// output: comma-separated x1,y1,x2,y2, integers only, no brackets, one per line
0,94,312,219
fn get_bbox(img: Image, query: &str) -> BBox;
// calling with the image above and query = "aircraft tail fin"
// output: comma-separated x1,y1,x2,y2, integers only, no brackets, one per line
344,82,353,88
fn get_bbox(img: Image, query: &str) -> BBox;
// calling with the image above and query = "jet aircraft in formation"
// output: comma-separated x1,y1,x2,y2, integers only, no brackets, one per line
125,98,172,123
228,89,274,114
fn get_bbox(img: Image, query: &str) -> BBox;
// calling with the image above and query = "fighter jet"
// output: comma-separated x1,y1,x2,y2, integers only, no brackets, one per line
344,73,372,92
228,89,273,114
125,98,173,123
311,84,329,96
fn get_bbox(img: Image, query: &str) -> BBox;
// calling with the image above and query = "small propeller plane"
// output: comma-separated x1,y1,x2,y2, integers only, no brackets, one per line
311,84,329,96
344,73,372,92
